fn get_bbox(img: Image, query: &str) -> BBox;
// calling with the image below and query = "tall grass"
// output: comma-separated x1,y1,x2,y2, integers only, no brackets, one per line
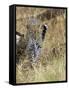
16,7,66,83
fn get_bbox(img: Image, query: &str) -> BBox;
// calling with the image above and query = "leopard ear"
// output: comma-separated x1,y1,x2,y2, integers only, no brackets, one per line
42,24,48,31
41,24,48,41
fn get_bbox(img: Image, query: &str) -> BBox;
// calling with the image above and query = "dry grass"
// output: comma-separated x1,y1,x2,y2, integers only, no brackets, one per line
16,7,66,83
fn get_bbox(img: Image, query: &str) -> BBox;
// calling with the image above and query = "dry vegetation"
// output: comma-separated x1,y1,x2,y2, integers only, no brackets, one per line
16,7,66,83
